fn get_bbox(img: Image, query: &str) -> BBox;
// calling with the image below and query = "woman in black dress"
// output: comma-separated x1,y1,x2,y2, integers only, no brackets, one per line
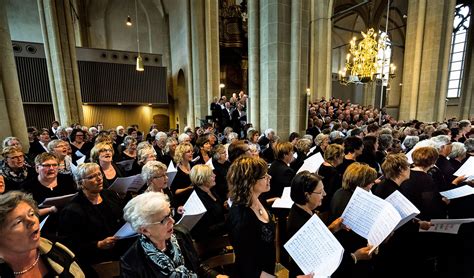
287,171,372,278
90,142,123,189
189,164,226,242
330,162,377,278
171,142,194,206
317,144,344,224
58,163,131,276
226,156,277,278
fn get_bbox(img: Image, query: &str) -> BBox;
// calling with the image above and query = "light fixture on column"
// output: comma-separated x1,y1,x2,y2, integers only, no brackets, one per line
219,83,225,96
134,0,144,71
126,15,132,26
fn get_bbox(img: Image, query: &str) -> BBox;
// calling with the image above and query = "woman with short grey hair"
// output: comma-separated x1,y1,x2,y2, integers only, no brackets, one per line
59,163,130,274
141,161,168,193
448,142,467,172
47,139,72,174
121,191,199,277
402,135,419,153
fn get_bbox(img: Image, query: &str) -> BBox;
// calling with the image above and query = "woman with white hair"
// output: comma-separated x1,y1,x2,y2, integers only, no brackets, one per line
121,192,227,278
402,135,419,153
141,161,170,196
448,142,466,172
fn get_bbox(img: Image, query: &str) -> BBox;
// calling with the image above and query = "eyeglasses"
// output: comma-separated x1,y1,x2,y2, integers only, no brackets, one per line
39,163,59,168
258,173,271,180
54,144,68,148
147,209,175,225
153,174,167,180
99,148,113,153
311,191,324,195
7,155,24,160
84,172,103,180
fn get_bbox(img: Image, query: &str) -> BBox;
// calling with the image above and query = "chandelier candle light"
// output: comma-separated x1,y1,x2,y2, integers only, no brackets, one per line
339,28,383,84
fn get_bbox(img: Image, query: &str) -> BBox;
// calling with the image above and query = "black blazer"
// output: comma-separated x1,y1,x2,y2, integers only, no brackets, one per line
58,190,128,265
264,160,295,201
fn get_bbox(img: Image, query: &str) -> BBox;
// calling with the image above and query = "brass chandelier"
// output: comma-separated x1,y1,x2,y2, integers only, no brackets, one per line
339,28,384,84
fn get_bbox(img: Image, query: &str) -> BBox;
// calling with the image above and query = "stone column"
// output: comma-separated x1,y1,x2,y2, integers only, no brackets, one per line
190,0,208,126
399,0,455,122
289,0,309,133
310,0,333,100
0,4,29,148
38,0,84,126
248,0,260,129
205,0,220,109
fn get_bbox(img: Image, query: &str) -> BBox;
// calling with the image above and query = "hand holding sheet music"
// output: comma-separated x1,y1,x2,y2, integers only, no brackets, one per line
167,161,178,187
284,215,344,277
272,187,293,209
385,190,420,229
420,218,474,234
341,187,401,252
177,190,207,231
39,193,78,208
114,222,138,239
108,174,144,194
453,157,474,180
297,152,324,174
440,185,474,200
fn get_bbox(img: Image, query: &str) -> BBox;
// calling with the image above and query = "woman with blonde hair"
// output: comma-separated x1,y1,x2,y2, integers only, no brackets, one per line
90,142,123,189
317,143,345,223
189,164,225,242
171,142,194,206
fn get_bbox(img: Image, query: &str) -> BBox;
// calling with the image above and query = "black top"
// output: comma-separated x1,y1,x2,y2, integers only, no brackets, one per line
263,160,295,200
336,157,356,176
58,190,130,266
23,174,77,205
212,158,230,201
400,170,447,220
286,204,354,278
100,163,124,189
191,187,226,242
290,151,306,173
372,178,398,200
329,188,373,278
318,164,342,214
226,204,276,278
70,142,93,164
170,166,193,207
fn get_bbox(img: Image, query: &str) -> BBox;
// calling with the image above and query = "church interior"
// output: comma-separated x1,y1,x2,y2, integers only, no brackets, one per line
1,0,472,143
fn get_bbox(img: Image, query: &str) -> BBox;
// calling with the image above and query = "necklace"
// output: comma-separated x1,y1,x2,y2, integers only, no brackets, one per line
13,251,40,276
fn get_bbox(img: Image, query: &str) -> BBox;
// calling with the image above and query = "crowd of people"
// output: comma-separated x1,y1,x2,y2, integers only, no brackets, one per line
0,95,474,277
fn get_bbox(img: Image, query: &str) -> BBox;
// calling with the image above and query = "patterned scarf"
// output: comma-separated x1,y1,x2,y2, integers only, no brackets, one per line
139,234,197,278
0,161,30,184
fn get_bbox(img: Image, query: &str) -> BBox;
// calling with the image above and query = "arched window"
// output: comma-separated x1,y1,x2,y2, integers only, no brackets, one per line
447,3,471,98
